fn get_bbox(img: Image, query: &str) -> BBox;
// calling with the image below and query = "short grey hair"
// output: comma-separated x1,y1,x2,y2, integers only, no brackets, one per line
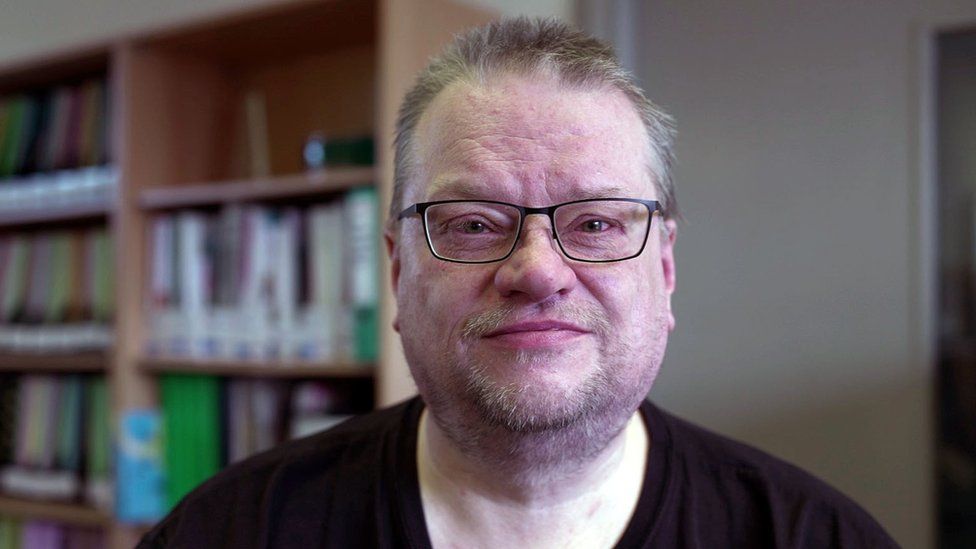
391,17,678,223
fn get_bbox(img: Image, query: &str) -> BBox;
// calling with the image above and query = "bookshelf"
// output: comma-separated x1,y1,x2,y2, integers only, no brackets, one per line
138,167,375,210
0,352,107,373
0,0,495,547
0,204,110,229
0,496,110,528
139,357,373,379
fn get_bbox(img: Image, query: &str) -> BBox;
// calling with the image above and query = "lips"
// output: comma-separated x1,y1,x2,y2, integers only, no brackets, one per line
484,320,590,337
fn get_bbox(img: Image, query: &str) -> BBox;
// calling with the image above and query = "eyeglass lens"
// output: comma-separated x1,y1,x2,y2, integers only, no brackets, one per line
423,200,651,262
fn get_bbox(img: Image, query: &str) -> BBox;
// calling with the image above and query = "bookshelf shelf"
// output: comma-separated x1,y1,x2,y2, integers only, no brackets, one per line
0,352,108,373
0,495,110,527
138,167,376,210
139,357,374,379
0,202,111,228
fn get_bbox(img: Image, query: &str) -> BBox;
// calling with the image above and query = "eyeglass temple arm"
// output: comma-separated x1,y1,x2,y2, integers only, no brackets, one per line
397,204,420,220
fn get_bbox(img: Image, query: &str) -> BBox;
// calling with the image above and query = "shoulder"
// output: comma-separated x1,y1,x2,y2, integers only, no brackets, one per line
643,401,898,547
138,398,422,549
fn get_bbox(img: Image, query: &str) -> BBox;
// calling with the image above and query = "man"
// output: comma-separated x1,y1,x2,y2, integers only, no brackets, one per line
140,18,897,548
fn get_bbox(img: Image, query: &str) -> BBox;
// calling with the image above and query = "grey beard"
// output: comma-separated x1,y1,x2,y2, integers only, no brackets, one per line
457,301,616,432
411,298,667,485
463,350,614,432
415,300,657,479
423,350,649,483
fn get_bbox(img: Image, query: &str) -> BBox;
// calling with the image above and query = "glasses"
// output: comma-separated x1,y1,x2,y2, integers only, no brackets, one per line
397,198,661,264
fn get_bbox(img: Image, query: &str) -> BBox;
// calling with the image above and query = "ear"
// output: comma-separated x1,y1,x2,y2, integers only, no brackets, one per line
384,226,402,333
660,218,677,331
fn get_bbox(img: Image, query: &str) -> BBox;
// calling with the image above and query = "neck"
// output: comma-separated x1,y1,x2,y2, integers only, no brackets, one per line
417,406,649,547
421,407,644,500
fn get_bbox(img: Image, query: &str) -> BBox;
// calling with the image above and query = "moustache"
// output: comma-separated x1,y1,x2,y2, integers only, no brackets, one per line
459,302,612,340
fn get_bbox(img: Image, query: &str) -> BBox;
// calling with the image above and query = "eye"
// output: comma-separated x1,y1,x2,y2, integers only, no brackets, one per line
579,218,612,233
459,219,489,234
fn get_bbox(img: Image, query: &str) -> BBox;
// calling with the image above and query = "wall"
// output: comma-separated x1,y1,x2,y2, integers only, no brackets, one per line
636,2,976,548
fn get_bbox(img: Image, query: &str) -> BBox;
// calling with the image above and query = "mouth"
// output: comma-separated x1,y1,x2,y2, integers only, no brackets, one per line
482,320,591,349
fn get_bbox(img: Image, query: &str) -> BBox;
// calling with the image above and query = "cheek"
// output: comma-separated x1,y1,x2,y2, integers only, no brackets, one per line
396,258,492,343
578,261,663,328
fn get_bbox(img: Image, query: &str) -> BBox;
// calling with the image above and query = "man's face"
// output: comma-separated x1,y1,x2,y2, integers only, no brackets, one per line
388,74,676,437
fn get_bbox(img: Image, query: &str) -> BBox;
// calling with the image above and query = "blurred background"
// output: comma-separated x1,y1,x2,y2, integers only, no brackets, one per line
0,0,973,548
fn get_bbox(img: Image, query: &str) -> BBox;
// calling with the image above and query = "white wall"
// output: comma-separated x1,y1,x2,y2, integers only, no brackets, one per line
634,2,976,548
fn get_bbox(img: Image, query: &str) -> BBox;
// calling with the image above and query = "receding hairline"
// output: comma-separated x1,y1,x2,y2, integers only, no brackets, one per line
402,71,657,203
389,17,678,228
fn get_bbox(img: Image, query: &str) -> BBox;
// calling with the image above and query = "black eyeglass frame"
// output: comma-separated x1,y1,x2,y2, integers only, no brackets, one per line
396,197,662,264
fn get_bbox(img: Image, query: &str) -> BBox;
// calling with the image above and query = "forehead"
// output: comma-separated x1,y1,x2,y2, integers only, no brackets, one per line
410,73,653,203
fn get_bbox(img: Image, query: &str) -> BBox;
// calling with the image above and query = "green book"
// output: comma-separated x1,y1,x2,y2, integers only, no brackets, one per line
161,374,221,510
85,376,111,500
46,232,72,323
0,516,20,549
0,100,10,173
12,96,38,175
0,97,25,177
2,236,28,323
90,228,114,323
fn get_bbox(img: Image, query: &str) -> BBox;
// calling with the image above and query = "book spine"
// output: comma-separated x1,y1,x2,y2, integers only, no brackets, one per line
344,188,379,363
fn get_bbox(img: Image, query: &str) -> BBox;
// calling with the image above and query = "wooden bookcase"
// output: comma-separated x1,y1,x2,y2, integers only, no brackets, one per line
0,1,495,547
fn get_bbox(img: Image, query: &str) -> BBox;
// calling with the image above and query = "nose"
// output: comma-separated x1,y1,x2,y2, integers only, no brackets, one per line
493,216,578,302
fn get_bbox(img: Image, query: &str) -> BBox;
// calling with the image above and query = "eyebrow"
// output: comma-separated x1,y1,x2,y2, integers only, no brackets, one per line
426,178,635,202
426,178,490,200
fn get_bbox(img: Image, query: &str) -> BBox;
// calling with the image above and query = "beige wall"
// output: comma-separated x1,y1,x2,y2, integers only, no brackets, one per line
636,2,976,548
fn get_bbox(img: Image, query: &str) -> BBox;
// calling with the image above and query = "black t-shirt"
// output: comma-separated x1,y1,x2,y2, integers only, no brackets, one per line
138,398,897,548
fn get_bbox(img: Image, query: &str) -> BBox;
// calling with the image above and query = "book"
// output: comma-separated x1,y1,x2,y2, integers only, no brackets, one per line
225,379,287,464
12,95,41,175
84,375,112,509
1,375,80,501
24,233,53,323
145,194,381,364
22,91,52,175
0,374,16,467
116,409,165,523
43,87,72,171
289,380,351,439
58,85,85,170
175,212,211,358
304,203,345,360
238,206,273,359
0,229,113,353
45,232,72,323
0,97,25,177
54,375,83,473
344,188,379,362
12,96,39,176
160,374,221,509
88,228,114,324
0,515,19,549
0,235,27,322
148,214,178,356
0,517,102,549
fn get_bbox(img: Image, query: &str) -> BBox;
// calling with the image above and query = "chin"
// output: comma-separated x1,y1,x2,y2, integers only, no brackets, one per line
464,357,620,433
